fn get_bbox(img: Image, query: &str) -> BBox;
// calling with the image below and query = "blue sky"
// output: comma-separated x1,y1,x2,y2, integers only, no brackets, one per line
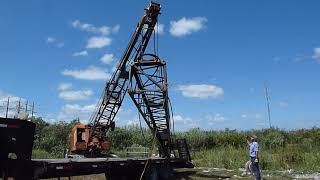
0,0,320,131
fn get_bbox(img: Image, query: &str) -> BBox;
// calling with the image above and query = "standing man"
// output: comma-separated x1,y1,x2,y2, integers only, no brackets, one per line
248,135,261,180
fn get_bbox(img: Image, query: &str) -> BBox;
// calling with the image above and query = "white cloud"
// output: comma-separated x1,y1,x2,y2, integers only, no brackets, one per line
98,26,110,36
279,101,289,108
112,108,141,127
57,83,73,91
59,89,93,100
293,54,305,62
173,115,191,124
0,90,11,101
0,91,17,118
100,53,114,64
46,36,64,48
57,82,93,101
169,17,207,37
241,113,268,128
0,90,29,119
62,66,111,80
241,113,263,119
177,84,224,99
173,115,199,129
206,113,225,122
241,114,247,118
57,103,137,126
0,91,25,105
125,120,139,126
112,24,120,33
72,20,120,36
57,103,96,122
86,36,112,48
312,47,320,62
46,37,56,43
155,23,164,35
72,50,88,57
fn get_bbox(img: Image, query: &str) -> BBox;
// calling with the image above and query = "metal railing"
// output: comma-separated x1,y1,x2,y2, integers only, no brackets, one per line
125,146,149,158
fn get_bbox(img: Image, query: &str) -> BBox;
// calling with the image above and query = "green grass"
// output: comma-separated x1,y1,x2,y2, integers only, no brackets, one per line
32,149,62,159
192,146,247,169
192,145,320,172
29,119,320,174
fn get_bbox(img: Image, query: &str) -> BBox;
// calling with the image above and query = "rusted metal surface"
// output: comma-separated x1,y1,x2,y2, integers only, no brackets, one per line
69,2,163,157
69,2,193,167
69,123,111,156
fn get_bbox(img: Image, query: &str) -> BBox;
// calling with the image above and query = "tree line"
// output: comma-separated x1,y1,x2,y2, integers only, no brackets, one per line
31,117,320,156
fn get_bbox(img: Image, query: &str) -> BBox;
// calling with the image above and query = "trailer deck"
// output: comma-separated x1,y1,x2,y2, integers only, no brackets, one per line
3,157,193,179
0,117,193,179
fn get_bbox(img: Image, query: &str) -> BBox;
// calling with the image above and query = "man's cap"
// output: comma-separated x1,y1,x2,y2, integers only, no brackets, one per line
251,135,258,139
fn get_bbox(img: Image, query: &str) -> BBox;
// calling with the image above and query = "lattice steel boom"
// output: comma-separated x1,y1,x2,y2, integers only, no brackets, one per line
69,2,191,162
86,2,161,154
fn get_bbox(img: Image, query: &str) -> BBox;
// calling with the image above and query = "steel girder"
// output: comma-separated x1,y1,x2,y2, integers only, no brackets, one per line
128,54,171,157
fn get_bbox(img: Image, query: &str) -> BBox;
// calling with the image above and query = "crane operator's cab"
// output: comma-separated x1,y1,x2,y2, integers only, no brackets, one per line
69,123,111,157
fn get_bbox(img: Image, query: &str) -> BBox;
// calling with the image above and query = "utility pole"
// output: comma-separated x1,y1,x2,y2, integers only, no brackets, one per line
31,102,35,118
1,97,34,119
6,97,9,118
17,98,21,115
265,84,272,128
25,100,28,113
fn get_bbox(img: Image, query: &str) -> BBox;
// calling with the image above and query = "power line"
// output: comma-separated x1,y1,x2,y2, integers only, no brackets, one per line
0,97,36,119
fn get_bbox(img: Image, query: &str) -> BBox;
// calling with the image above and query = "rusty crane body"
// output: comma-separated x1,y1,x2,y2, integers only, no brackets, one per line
69,2,191,162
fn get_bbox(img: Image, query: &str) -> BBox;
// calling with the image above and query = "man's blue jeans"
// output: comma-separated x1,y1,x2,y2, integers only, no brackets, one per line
250,157,261,180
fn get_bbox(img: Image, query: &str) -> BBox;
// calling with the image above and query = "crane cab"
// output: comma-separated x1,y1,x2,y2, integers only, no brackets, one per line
69,123,90,153
69,123,111,157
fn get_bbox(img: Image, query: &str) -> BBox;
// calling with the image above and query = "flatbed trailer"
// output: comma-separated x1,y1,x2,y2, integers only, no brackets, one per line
0,117,193,179
3,157,193,180
1,111,193,180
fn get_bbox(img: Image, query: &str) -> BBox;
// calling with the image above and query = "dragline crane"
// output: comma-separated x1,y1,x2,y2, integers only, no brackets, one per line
69,2,191,162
